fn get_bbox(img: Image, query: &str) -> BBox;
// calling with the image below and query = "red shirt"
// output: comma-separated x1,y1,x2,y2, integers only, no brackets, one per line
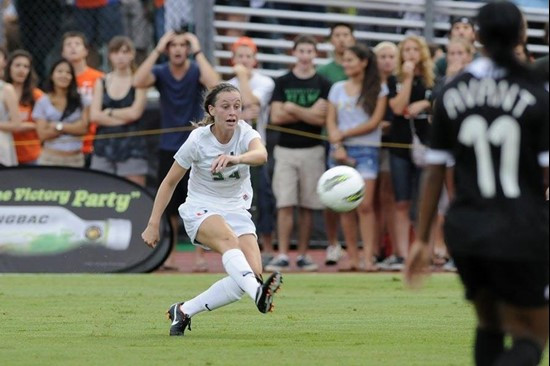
75,0,108,9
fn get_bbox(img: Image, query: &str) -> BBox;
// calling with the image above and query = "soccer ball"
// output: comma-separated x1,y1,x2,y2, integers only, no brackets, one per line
316,166,365,212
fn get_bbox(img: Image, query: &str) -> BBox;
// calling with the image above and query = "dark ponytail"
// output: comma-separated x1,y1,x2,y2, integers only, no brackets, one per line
193,83,241,127
476,2,533,80
348,45,381,115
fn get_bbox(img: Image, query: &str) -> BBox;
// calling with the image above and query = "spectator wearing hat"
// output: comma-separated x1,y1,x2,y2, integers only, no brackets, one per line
434,17,478,79
226,37,276,266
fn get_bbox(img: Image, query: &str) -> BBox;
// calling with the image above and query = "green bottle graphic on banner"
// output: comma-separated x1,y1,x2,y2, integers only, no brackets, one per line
0,206,132,255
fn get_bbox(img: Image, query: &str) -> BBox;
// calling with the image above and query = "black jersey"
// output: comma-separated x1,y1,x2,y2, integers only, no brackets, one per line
428,58,549,261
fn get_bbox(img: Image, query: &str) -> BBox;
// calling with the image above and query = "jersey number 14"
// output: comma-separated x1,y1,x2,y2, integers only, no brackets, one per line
458,115,520,198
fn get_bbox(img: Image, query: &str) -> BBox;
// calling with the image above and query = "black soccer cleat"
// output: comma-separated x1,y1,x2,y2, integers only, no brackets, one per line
255,271,282,314
166,302,192,336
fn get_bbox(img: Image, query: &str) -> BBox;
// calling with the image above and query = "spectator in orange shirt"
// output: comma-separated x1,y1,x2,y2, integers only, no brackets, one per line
61,31,104,167
5,49,43,165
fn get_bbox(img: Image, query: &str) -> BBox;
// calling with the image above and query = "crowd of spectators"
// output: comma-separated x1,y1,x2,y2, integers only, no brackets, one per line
0,0,548,272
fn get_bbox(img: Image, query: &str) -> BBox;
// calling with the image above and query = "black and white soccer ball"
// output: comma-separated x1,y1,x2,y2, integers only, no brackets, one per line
316,166,365,212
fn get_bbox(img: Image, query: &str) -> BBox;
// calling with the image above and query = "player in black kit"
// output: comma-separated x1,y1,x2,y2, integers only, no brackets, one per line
405,2,549,366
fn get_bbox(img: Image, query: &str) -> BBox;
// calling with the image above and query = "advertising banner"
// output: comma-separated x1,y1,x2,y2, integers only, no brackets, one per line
0,166,172,273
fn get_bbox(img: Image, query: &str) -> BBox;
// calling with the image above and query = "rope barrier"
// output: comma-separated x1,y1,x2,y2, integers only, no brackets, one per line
5,123,415,150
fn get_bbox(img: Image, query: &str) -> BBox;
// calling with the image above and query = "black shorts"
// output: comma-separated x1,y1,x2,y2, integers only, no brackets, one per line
454,256,549,308
158,149,190,217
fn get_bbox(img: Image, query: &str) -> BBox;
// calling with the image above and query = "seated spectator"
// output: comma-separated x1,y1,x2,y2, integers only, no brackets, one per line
5,50,44,166
34,59,89,168
90,36,148,186
0,76,23,167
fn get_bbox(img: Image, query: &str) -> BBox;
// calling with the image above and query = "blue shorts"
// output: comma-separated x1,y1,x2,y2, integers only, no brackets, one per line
329,145,380,180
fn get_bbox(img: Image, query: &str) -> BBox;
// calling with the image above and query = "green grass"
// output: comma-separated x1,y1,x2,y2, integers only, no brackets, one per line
0,274,547,366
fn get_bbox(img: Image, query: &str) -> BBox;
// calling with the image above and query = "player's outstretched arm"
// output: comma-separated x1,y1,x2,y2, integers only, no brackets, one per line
142,162,188,248
211,138,267,173
404,164,446,288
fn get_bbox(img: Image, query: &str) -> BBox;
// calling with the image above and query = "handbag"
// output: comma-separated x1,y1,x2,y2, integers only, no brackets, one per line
409,119,427,167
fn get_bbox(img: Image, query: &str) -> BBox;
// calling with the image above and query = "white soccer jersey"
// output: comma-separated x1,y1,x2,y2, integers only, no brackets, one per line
174,120,261,210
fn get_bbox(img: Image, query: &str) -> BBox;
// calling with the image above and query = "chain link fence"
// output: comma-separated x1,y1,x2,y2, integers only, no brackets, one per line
2,1,198,84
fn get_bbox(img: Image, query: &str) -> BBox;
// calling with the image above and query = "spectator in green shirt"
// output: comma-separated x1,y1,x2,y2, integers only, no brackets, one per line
318,23,356,83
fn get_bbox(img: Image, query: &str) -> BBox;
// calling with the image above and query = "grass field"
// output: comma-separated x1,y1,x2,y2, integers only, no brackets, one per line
0,273,547,366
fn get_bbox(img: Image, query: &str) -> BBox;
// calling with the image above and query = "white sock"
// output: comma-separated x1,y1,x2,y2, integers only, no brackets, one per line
181,276,244,317
222,249,260,300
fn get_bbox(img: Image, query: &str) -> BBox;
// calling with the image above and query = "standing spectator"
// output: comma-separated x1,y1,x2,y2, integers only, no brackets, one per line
384,35,435,271
5,50,44,165
0,47,7,82
432,38,475,102
33,59,89,167
318,23,356,84
134,29,220,271
73,0,124,68
326,45,387,272
15,0,62,81
0,75,22,166
120,0,152,65
532,22,548,83
90,36,148,186
373,41,399,265
227,37,276,265
153,0,165,44
434,17,477,79
265,35,332,272
61,31,105,167
406,3,549,364
317,23,356,266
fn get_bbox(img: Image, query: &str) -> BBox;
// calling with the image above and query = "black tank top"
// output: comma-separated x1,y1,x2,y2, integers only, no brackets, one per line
93,79,147,161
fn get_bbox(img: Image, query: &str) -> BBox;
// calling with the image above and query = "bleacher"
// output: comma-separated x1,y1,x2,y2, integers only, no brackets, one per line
212,0,549,78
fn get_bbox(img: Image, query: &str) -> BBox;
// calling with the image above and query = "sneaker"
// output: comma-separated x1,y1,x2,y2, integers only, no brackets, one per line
261,253,275,268
255,271,283,313
325,244,343,265
166,302,192,336
296,255,319,271
442,258,457,272
378,255,405,271
265,254,290,272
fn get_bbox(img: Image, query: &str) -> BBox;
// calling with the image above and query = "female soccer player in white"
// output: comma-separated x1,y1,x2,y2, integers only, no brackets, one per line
142,83,282,336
